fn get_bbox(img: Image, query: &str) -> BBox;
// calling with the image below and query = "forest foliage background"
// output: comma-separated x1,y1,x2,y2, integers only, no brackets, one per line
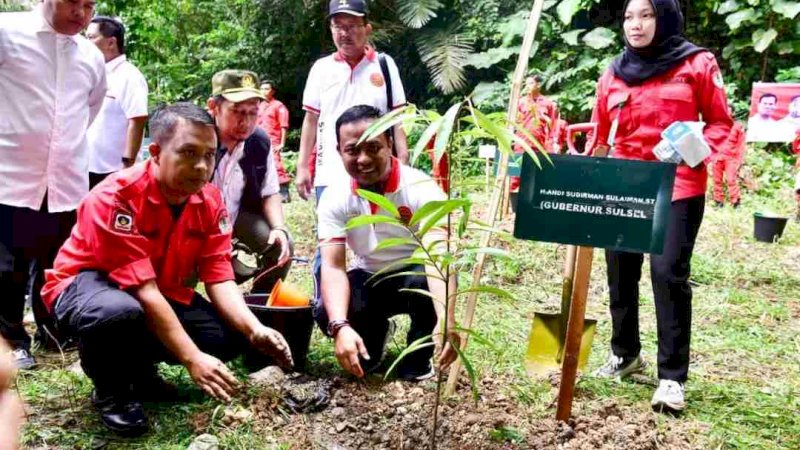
2,0,800,131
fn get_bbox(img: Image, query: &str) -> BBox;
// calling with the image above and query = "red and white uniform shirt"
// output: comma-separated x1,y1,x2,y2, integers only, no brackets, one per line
317,158,446,273
257,99,291,185
591,51,734,201
42,160,235,310
302,47,406,188
514,94,559,154
257,99,290,148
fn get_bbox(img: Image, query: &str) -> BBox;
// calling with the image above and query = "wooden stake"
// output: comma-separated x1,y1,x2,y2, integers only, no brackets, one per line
555,245,593,422
445,0,547,396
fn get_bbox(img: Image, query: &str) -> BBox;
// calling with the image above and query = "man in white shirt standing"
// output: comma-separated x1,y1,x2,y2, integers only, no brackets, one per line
0,0,106,369
295,0,409,202
85,16,148,188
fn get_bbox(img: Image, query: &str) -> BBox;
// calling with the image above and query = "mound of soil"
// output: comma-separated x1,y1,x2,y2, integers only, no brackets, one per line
193,373,704,450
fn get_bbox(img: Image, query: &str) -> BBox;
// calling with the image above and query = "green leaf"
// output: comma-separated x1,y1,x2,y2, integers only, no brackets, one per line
373,237,419,252
464,46,519,69
410,115,443,167
467,103,512,154
357,105,417,146
582,27,616,50
459,247,511,259
725,8,756,30
556,0,582,25
369,258,430,279
452,343,480,403
772,0,800,20
368,270,444,287
418,199,470,237
409,200,447,227
433,101,464,166
752,28,778,53
471,81,507,107
384,335,435,379
344,214,401,231
415,28,474,94
396,0,443,29
455,285,515,300
355,189,400,218
399,288,436,301
452,326,501,352
717,0,740,15
561,29,584,46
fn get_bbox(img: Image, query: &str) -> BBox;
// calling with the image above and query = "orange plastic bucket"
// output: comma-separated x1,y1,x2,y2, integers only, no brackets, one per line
266,279,310,308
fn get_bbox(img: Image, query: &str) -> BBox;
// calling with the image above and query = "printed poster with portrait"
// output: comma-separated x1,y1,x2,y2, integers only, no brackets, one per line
746,83,800,143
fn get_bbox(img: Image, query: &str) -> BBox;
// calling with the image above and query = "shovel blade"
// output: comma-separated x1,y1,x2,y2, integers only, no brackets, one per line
524,312,597,379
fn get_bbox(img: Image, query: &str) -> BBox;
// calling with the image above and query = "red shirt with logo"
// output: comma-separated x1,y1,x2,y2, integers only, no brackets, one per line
42,160,235,310
591,51,734,201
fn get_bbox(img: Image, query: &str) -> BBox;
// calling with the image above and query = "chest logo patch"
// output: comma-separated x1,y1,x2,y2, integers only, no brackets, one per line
113,211,133,233
398,206,413,225
370,72,385,88
218,210,232,234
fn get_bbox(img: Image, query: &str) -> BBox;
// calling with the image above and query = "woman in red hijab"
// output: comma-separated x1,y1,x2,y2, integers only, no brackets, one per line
590,0,733,412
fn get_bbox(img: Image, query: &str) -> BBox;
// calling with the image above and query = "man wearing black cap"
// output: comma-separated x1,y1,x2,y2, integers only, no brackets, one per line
296,0,410,202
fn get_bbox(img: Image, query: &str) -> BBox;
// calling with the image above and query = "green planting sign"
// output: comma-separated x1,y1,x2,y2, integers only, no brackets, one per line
513,154,676,254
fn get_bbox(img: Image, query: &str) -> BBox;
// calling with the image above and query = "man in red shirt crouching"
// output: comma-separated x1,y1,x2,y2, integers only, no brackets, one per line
41,103,293,437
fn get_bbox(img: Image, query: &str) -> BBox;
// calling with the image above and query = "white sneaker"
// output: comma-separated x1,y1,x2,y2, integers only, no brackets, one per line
593,352,646,379
651,379,686,412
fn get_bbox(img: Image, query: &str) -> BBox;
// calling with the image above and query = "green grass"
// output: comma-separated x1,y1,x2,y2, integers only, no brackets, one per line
13,162,800,449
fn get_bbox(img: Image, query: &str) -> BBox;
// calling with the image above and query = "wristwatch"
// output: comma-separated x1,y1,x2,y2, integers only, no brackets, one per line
327,319,350,338
121,157,135,166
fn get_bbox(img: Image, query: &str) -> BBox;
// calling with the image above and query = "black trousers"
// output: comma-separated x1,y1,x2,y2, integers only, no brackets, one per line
313,266,437,370
54,271,248,397
0,201,76,350
605,195,705,383
89,172,111,189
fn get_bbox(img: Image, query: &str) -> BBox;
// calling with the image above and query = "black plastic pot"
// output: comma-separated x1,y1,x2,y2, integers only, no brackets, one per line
243,294,314,371
753,213,788,243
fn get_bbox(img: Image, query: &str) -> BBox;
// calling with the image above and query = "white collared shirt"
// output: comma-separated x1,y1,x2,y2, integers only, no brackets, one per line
87,55,148,174
302,48,406,188
0,7,107,212
212,139,280,225
317,161,446,272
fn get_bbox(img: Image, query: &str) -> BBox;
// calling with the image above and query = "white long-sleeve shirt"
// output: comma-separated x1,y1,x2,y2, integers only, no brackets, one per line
0,6,107,212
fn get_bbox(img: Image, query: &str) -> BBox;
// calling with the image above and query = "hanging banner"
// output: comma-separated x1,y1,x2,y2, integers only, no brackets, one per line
746,82,800,143
514,154,676,254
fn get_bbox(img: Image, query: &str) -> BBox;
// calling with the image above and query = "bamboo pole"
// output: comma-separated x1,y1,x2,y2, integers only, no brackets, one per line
555,245,593,421
445,0,547,396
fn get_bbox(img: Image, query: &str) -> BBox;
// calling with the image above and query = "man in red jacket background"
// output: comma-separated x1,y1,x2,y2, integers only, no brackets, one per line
712,121,746,207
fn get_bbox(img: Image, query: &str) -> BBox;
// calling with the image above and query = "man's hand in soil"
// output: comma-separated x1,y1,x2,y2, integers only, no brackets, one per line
186,352,240,402
249,324,294,369
334,326,370,378
434,325,461,370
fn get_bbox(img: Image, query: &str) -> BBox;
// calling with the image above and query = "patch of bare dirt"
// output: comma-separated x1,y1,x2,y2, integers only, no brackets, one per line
195,372,704,450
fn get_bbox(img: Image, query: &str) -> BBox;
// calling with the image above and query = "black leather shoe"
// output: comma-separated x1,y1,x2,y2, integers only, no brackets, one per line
91,391,149,437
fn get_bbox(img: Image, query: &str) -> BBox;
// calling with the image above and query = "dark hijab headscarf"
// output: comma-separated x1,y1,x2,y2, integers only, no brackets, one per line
611,0,704,86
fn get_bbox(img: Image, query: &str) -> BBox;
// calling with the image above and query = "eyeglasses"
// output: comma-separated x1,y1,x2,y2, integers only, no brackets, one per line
330,24,365,35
